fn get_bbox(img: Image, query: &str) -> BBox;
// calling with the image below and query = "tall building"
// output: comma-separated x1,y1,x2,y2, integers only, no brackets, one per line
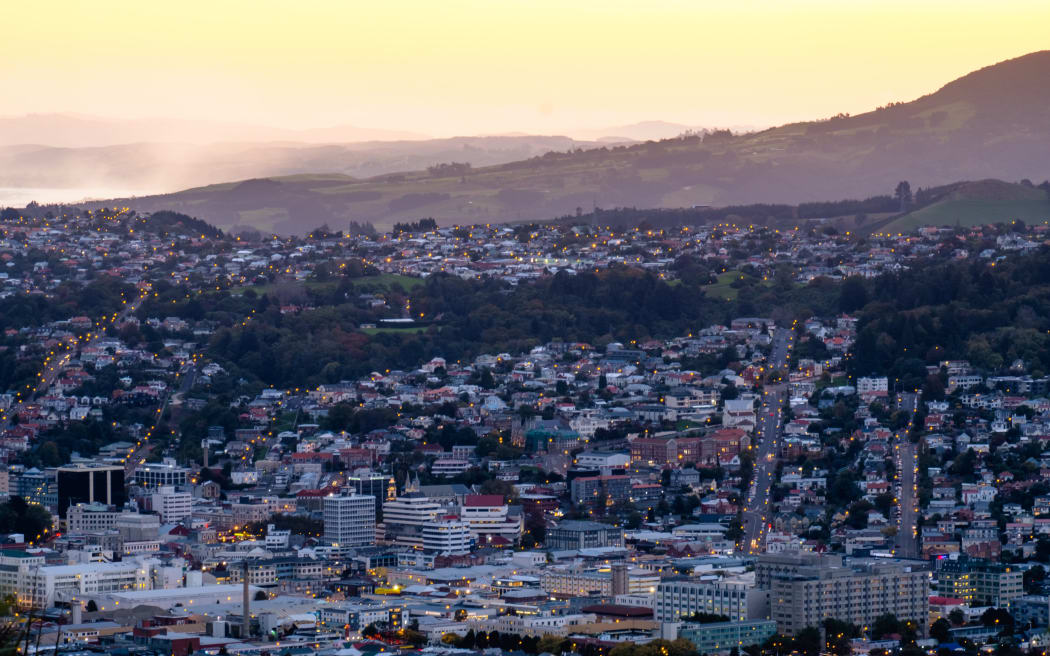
935,558,1023,607
758,553,930,636
56,464,125,517
324,494,376,547
347,472,394,521
382,493,441,548
151,486,192,523
421,517,473,555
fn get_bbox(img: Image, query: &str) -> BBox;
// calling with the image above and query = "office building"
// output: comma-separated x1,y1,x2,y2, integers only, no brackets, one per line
56,464,125,518
382,493,441,548
935,558,1023,608
541,568,660,596
133,462,189,488
759,553,930,636
460,494,522,544
151,486,192,523
546,520,625,551
66,503,123,533
678,620,778,654
656,578,768,622
324,494,376,547
347,472,394,521
421,518,473,555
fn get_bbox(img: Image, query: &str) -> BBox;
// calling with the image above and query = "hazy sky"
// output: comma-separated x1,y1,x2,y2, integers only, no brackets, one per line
3,0,1048,137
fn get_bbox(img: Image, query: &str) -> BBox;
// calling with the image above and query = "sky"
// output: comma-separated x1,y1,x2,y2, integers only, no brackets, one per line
2,0,1049,137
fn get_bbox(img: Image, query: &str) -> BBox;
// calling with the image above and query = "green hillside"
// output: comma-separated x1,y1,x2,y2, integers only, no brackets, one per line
880,180,1050,232
91,51,1050,234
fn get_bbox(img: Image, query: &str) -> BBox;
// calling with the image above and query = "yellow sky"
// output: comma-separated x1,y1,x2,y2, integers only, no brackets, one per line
2,0,1048,137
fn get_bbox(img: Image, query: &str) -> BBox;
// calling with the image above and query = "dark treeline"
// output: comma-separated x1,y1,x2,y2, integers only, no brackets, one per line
553,193,900,230
848,247,1050,386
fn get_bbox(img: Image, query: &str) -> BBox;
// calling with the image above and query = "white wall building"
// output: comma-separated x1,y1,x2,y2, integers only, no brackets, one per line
324,494,376,547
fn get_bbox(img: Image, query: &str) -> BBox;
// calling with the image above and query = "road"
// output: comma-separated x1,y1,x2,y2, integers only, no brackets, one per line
894,391,921,558
125,360,196,478
1,286,149,430
739,325,795,555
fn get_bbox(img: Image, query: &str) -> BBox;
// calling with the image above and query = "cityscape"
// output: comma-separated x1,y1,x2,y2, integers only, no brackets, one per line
2,4,1050,656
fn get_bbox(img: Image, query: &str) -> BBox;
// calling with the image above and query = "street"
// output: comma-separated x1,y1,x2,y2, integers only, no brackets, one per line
894,391,920,558
738,324,794,554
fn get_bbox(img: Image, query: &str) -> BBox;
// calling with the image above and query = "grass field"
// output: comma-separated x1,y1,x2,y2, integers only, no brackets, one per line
354,273,425,291
882,199,1050,233
703,270,751,301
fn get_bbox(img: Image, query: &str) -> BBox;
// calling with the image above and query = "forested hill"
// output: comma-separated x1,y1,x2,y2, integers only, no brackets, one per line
134,236,1050,396
848,248,1050,387
89,51,1050,234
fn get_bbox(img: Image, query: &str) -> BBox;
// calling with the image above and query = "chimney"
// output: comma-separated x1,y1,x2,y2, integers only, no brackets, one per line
201,439,209,468
242,560,250,638
611,562,627,597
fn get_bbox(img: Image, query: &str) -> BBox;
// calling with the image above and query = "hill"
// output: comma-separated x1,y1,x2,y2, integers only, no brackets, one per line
0,134,600,204
881,180,1050,233
84,51,1050,234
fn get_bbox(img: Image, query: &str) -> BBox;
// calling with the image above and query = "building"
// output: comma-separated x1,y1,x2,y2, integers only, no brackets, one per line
20,559,151,608
541,568,660,597
134,462,190,489
935,558,1023,608
151,486,192,523
421,518,473,555
66,503,122,533
547,520,625,551
678,620,778,654
856,376,889,396
382,493,441,548
347,472,394,521
56,464,126,518
759,553,930,636
323,494,376,547
570,475,631,506
460,494,522,544
656,578,768,622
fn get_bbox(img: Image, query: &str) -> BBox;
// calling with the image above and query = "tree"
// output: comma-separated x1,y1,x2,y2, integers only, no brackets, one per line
948,608,966,626
1023,564,1045,593
839,276,868,313
895,181,912,211
930,618,951,643
872,613,901,640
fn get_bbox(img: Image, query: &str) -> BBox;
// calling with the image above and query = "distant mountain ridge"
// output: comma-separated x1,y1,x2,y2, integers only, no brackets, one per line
63,50,1050,233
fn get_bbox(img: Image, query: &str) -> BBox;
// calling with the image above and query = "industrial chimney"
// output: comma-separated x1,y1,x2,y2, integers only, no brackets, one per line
611,562,627,597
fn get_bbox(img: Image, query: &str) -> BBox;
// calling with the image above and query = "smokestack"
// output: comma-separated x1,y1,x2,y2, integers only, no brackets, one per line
242,560,250,639
201,439,209,468
611,562,627,597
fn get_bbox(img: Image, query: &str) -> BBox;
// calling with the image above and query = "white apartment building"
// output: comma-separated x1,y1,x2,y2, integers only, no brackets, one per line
151,486,192,523
324,494,376,547
856,376,889,395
